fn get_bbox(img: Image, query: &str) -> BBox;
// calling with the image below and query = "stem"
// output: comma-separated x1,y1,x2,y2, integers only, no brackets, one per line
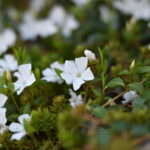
102,78,148,107
102,91,127,107
10,94,20,112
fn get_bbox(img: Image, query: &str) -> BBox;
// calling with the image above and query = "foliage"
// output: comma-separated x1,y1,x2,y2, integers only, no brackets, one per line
0,0,150,150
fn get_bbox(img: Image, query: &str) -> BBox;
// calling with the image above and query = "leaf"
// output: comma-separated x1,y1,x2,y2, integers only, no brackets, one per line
135,66,150,73
131,125,149,136
106,78,125,88
22,103,31,114
92,107,108,118
97,128,111,146
92,88,101,96
118,70,129,75
132,97,146,110
128,82,144,94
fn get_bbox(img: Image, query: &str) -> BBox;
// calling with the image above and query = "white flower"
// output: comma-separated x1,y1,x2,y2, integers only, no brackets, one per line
84,50,96,61
62,15,79,37
0,54,18,76
42,61,64,84
36,19,57,38
113,0,150,20
51,61,64,71
61,57,94,91
19,13,57,40
122,90,138,104
14,64,36,95
49,5,79,37
48,6,66,27
0,94,8,134
99,5,117,26
9,114,30,140
69,89,83,107
0,29,16,55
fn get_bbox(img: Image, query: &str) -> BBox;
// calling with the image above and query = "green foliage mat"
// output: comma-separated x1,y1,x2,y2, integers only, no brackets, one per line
0,0,150,150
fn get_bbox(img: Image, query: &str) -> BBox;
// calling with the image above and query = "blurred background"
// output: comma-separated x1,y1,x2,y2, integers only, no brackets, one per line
0,0,150,69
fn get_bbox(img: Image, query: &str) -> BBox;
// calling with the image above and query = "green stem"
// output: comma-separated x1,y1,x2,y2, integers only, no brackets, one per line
10,94,20,113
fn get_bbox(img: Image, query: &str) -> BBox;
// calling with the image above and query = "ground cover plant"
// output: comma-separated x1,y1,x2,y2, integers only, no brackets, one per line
0,0,150,150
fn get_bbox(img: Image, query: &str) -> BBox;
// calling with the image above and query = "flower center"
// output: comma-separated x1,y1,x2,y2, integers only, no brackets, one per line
76,72,81,78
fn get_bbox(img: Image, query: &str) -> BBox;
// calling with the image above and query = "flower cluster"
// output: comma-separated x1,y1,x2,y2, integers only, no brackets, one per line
0,49,95,140
42,50,95,91
48,5,79,37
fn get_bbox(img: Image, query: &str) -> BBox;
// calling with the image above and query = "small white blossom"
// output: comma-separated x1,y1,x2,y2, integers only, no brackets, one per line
19,13,57,40
51,61,64,71
49,5,79,37
99,5,117,27
36,19,57,38
122,90,138,104
0,54,18,76
62,15,79,37
69,89,83,107
48,6,66,27
14,64,36,95
9,114,30,140
61,57,94,91
42,61,64,84
84,50,96,61
0,29,16,55
0,94,8,134
113,0,150,20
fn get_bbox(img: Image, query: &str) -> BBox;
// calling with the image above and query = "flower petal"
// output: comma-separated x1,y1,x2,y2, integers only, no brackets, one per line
81,68,94,81
11,131,26,140
0,108,7,125
18,114,30,124
73,78,85,91
18,64,31,75
61,72,75,84
9,123,24,132
51,61,64,71
0,94,7,107
26,73,36,86
64,60,77,74
75,57,88,72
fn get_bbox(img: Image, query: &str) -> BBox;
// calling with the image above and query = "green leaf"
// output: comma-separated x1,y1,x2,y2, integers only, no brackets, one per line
22,103,31,114
106,78,125,88
92,107,108,118
118,70,129,75
131,125,149,136
97,128,111,146
132,97,146,110
135,66,150,73
92,88,101,96
128,82,144,94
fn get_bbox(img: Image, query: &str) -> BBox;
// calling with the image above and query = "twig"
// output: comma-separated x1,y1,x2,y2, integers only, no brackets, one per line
102,91,127,107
